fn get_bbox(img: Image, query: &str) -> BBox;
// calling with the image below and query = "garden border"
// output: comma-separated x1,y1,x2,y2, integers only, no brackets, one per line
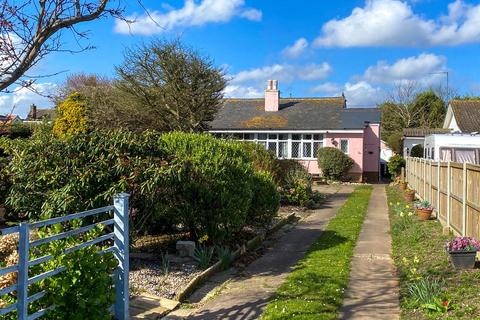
175,213,296,302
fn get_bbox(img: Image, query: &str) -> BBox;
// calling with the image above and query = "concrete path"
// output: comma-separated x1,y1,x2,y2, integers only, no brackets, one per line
339,184,400,320
183,185,354,320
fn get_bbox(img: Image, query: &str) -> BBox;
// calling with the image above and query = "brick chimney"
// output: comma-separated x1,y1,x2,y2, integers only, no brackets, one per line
265,80,279,112
30,104,37,120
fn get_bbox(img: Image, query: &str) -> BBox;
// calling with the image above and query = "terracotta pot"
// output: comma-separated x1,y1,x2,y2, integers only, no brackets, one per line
404,193,415,202
399,182,407,190
449,251,477,270
416,208,433,221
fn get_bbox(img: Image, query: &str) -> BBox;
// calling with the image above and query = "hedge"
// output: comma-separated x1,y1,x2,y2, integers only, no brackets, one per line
317,147,354,181
0,130,279,243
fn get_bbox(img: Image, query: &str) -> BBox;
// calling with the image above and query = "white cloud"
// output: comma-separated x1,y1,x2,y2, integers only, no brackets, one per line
0,83,56,117
362,53,447,84
115,0,262,35
224,85,262,98
310,81,384,106
230,63,332,85
313,0,480,47
282,38,309,59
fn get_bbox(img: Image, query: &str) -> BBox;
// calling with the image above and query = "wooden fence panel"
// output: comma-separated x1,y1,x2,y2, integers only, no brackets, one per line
405,157,480,237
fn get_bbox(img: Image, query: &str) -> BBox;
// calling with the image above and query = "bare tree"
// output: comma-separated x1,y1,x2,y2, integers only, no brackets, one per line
0,0,123,92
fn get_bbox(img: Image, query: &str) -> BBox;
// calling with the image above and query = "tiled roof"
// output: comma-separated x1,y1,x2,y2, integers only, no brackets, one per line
449,99,480,133
26,108,55,121
403,128,451,137
209,97,380,130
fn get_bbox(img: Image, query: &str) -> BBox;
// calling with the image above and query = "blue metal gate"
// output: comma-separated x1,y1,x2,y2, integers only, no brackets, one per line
0,193,130,319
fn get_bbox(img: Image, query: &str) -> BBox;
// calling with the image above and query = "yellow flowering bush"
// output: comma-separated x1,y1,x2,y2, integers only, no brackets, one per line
53,92,88,137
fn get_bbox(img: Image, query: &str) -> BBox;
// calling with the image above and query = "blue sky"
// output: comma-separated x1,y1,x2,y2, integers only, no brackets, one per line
3,0,480,116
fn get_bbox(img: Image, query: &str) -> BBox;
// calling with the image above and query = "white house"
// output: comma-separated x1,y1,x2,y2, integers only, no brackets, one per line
444,99,480,133
402,128,451,157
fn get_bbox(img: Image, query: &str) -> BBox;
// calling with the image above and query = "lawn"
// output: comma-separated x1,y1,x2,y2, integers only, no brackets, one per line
386,185,480,319
261,185,372,320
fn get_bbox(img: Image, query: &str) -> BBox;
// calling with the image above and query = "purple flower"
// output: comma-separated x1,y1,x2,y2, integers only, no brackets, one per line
445,237,480,252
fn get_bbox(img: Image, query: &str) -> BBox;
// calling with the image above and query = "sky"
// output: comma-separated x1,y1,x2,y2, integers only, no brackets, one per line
2,0,480,117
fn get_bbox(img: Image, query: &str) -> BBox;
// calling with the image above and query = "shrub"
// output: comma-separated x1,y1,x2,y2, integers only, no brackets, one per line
317,147,354,181
241,142,281,183
247,170,280,225
159,132,254,241
388,154,406,177
281,163,312,207
0,129,170,233
53,92,89,137
410,144,424,158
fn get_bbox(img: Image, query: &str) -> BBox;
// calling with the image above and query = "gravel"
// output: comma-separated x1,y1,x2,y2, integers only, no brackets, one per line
129,257,202,299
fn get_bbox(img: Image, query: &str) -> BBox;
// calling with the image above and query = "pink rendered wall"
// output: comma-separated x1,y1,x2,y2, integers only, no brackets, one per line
363,124,380,173
298,160,320,174
325,133,364,173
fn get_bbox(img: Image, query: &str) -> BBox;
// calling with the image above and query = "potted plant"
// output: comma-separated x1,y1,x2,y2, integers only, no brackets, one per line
415,200,434,221
399,180,407,190
404,188,415,202
445,237,480,269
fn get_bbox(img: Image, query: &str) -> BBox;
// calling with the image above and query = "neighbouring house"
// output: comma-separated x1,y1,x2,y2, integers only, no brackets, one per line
444,99,480,133
402,128,451,157
24,104,55,122
209,80,381,182
0,114,21,125
380,140,393,178
424,133,480,164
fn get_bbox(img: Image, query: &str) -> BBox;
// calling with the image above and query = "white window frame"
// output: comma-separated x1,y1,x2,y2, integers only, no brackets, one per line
340,139,349,154
214,131,326,160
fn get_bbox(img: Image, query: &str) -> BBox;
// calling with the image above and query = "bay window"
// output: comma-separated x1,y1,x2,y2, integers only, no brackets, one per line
216,132,324,160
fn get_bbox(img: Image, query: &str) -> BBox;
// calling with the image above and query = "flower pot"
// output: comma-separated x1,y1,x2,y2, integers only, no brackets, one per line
399,182,407,190
404,193,415,202
449,250,477,270
416,208,433,221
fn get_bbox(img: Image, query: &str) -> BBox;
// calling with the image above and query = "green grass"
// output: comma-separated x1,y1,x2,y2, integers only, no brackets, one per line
386,185,480,319
261,185,373,320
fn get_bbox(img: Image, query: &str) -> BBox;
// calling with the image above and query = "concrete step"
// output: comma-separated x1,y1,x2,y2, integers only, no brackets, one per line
130,293,180,319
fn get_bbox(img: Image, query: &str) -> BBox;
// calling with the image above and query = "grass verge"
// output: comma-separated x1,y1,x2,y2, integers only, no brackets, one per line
261,185,372,320
387,185,480,319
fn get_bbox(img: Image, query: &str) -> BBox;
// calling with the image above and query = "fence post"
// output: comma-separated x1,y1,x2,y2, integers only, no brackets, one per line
17,222,29,320
423,159,427,199
462,162,467,236
447,161,451,231
114,193,130,320
437,161,440,218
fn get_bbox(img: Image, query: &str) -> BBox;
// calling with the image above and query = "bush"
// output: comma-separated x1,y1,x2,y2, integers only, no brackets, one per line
317,147,354,181
53,92,89,137
247,170,280,225
159,132,254,241
281,162,313,207
410,144,424,158
241,142,281,184
388,154,406,177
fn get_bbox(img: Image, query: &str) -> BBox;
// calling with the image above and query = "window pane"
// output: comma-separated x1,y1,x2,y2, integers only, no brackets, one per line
303,142,312,158
303,134,312,140
278,134,288,141
268,134,277,140
313,141,322,156
292,142,300,158
258,133,267,140
313,134,323,140
233,133,243,139
292,134,301,140
268,142,277,154
278,142,288,158
340,139,349,153
244,133,254,140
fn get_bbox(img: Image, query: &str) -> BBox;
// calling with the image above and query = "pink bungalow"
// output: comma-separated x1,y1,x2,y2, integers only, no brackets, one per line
210,80,381,182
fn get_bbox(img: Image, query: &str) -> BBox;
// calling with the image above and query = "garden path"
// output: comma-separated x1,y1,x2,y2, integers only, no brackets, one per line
168,184,354,320
339,184,400,319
